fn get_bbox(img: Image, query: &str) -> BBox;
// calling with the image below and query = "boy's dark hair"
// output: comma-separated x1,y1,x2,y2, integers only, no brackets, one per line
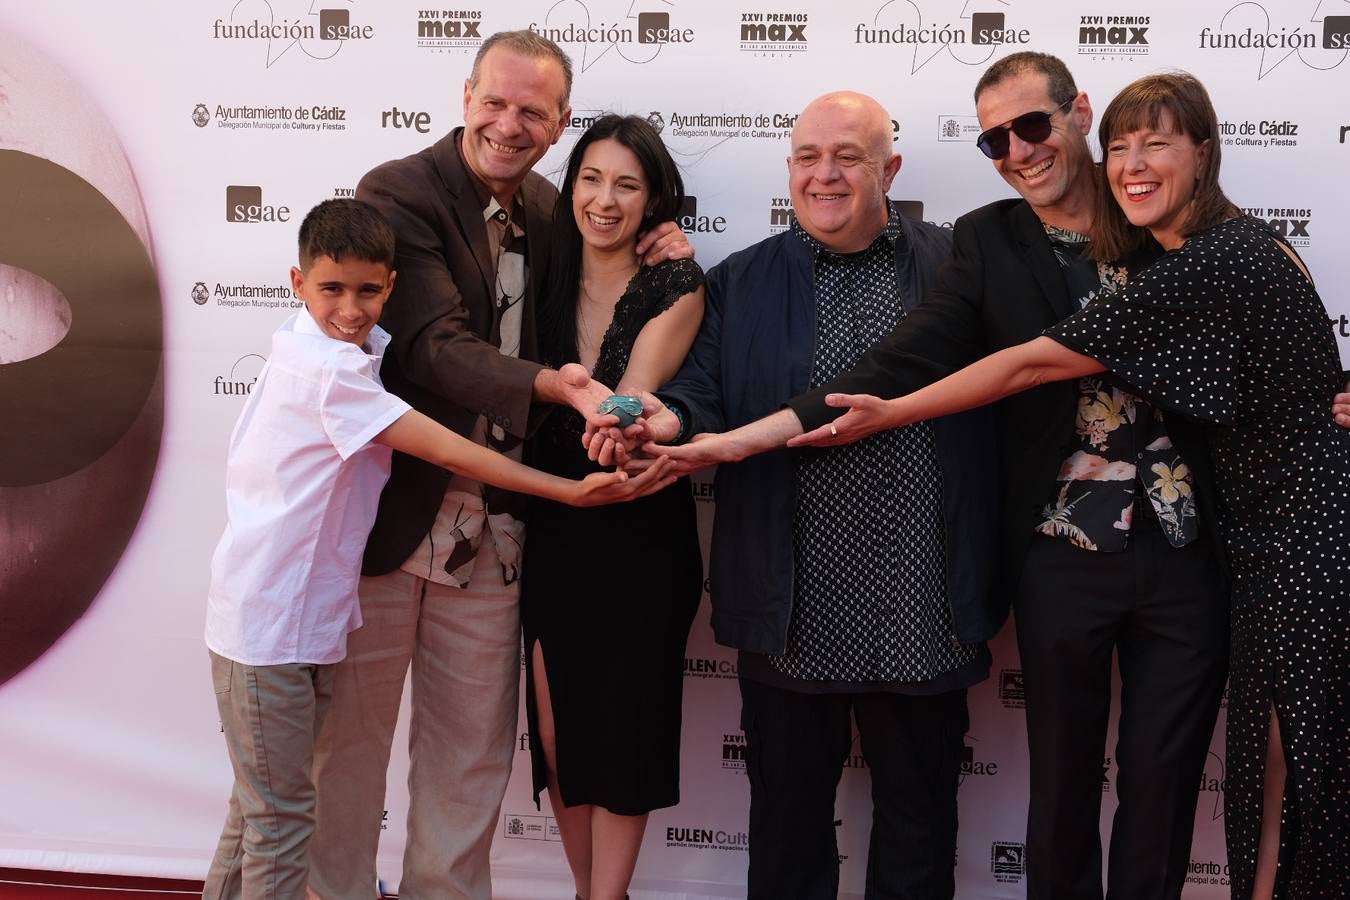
297,199,396,269
974,51,1078,106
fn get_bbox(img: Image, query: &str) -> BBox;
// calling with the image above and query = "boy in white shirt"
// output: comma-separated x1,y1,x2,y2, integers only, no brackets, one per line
202,199,670,900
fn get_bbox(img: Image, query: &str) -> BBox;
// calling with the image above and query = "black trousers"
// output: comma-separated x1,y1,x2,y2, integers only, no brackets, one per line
739,676,969,900
1016,530,1228,900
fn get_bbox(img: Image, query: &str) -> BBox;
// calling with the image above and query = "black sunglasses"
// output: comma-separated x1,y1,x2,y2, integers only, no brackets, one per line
976,97,1075,160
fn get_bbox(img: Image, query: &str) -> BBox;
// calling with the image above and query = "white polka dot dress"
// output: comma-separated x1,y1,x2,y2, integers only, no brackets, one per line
1049,215,1349,898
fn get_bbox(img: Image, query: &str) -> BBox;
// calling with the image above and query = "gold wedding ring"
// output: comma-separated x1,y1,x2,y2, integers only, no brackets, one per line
830,424,838,436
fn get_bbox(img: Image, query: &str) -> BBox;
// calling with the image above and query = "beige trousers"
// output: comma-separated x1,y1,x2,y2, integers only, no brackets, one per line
308,539,521,900
205,652,335,900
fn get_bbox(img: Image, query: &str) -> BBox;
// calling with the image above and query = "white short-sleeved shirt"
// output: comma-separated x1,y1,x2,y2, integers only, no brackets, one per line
205,311,411,665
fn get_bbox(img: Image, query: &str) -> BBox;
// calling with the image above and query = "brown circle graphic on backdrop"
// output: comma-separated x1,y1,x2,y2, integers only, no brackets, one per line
0,149,161,485
0,149,162,685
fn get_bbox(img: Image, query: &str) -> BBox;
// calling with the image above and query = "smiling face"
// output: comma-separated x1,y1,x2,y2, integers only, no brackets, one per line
461,46,570,205
787,93,901,253
571,138,650,255
291,255,396,347
1105,108,1208,250
976,71,1093,218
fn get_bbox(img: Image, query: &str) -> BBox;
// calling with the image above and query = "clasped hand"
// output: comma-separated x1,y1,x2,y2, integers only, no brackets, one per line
580,388,678,467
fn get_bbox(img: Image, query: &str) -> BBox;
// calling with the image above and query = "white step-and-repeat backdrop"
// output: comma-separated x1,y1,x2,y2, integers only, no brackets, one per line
1,1,1346,897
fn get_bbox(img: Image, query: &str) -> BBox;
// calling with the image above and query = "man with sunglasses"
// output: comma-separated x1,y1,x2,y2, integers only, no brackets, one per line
649,53,1228,900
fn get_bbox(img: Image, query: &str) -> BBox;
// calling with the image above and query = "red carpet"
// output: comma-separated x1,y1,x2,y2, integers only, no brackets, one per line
0,870,201,899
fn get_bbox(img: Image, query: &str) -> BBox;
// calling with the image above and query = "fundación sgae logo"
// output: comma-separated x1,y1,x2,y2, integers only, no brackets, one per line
210,4,375,68
527,4,695,71
530,11,694,46
212,7,374,42
854,5,1032,61
1199,11,1350,50
1196,5,1349,79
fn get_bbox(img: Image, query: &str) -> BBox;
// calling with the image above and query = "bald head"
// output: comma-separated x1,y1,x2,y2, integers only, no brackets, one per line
792,92,894,161
787,91,902,252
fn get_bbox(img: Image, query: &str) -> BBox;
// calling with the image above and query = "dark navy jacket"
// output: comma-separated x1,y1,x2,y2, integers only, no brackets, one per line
662,206,1004,655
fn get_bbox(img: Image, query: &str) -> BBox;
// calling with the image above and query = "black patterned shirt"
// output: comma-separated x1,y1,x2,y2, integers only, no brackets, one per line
1040,225,1199,551
756,211,984,686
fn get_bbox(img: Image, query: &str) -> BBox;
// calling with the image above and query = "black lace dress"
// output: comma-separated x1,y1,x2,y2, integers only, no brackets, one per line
1048,216,1349,898
521,257,705,815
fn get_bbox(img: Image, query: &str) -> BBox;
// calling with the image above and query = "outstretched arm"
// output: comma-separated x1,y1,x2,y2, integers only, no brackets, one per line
532,362,621,432
374,409,674,507
790,336,1101,447
640,407,804,476
583,286,706,465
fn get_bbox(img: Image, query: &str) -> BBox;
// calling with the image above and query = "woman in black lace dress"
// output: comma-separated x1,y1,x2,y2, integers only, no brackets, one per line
521,115,705,900
786,74,1348,900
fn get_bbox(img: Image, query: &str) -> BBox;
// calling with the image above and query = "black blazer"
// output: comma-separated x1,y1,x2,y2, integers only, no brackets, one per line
356,128,559,575
789,198,1225,587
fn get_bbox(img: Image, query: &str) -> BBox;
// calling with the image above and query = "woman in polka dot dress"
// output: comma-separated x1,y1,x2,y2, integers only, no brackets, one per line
787,72,1348,900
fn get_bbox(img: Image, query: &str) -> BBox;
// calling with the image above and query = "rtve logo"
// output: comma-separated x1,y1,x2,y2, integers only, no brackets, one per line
381,106,431,133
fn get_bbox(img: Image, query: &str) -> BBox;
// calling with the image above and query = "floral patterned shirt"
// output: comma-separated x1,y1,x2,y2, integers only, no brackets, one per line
1037,225,1199,551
